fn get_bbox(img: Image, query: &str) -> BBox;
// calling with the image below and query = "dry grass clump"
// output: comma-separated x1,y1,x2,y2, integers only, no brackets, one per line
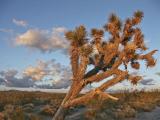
84,90,160,120
40,105,56,116
23,103,34,112
2,105,25,120
114,104,136,119
28,114,42,120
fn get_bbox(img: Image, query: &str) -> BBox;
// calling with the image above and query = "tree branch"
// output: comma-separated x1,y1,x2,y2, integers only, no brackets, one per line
138,50,158,59
64,89,118,108
77,56,88,81
64,90,95,108
70,46,79,79
83,69,116,85
98,70,128,91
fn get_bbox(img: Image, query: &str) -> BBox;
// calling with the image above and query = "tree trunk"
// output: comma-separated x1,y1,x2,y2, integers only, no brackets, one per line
53,81,77,120
53,80,83,120
52,105,68,120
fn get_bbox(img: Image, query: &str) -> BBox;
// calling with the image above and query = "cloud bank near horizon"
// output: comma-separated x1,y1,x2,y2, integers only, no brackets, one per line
0,59,71,89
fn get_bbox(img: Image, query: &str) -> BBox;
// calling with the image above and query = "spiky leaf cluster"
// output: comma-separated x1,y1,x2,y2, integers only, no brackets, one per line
80,44,93,56
131,61,140,69
65,25,87,46
130,76,142,85
104,13,122,35
91,29,104,38
65,10,157,88
132,10,144,25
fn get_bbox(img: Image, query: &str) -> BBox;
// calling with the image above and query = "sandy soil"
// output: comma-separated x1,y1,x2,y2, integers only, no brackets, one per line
65,107,160,120
126,107,160,120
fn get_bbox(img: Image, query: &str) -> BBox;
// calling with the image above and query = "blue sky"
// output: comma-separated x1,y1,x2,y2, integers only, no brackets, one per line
0,0,160,89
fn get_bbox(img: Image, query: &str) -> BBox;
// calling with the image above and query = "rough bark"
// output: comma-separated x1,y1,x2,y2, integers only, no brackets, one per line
70,45,79,78
52,81,76,120
52,106,68,120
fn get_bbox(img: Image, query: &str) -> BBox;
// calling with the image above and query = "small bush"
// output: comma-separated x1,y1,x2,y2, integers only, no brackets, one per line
40,105,56,116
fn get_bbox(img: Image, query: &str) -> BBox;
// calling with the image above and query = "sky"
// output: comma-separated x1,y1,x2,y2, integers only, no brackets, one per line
0,0,160,90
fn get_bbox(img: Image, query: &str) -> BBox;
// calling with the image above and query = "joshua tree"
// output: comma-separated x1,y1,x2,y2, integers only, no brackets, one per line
53,11,157,120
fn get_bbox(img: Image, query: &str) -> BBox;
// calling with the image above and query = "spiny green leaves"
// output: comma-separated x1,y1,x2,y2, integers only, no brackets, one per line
80,44,93,56
109,14,122,31
75,25,87,42
116,20,122,31
65,10,156,71
65,25,87,46
109,13,119,23
125,42,137,52
134,10,144,19
65,31,75,41
130,76,142,85
91,28,104,38
131,61,140,69
132,10,144,25
133,28,148,51
104,13,122,33
144,56,157,68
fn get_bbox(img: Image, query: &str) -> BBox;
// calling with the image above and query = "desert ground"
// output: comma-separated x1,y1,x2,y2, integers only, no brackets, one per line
0,90,160,120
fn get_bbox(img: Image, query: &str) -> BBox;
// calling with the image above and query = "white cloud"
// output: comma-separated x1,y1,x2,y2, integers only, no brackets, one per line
23,66,46,80
53,27,67,33
23,60,51,80
15,27,69,54
12,18,28,27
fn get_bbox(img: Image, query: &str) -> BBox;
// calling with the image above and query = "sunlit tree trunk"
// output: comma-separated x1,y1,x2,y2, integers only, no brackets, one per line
53,106,67,120
53,81,76,120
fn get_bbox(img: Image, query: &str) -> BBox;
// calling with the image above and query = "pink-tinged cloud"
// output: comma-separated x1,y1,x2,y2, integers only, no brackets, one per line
15,27,69,54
